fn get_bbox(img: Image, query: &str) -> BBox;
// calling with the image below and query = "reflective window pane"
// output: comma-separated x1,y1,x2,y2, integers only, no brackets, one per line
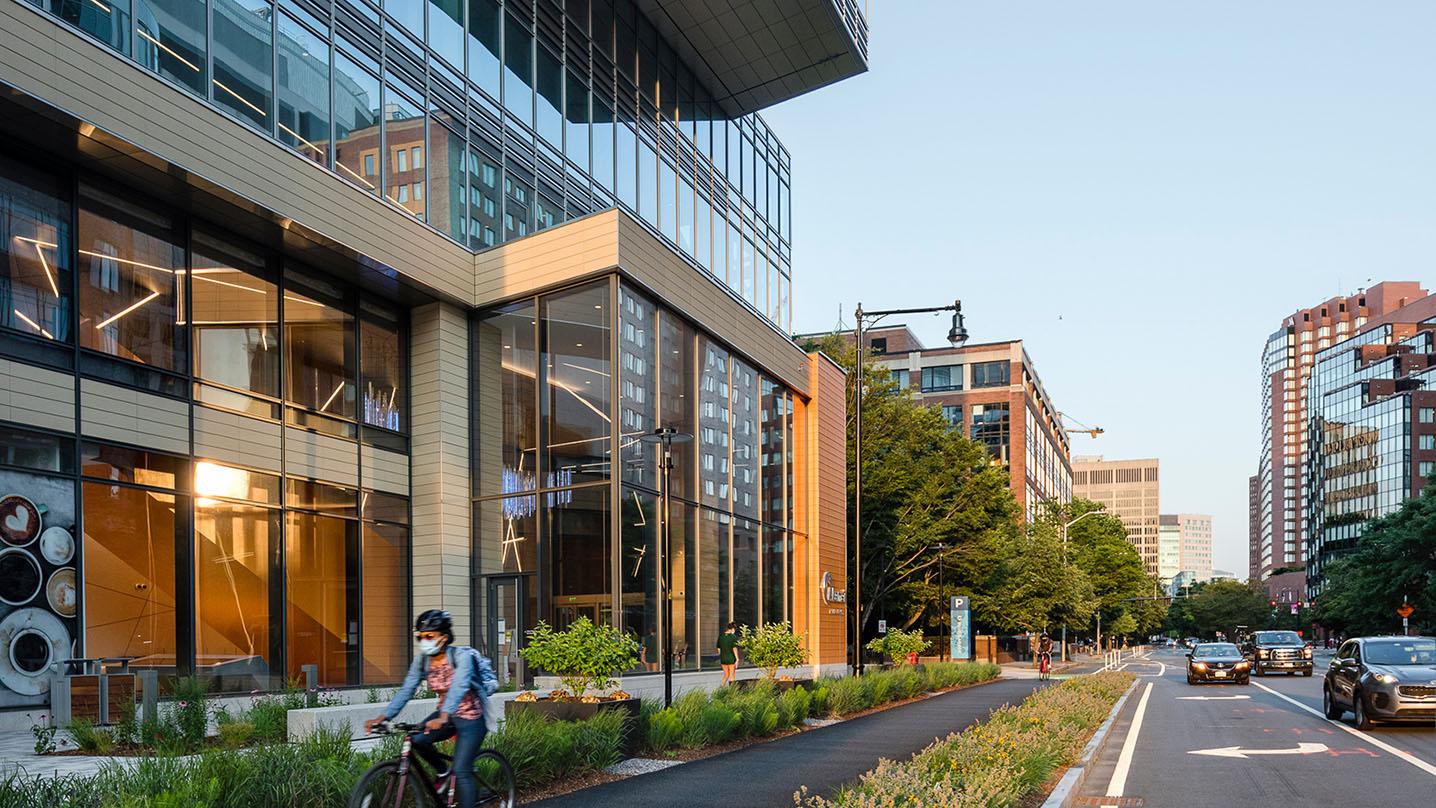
730,358,758,518
467,146,502,249
82,482,182,675
384,81,426,219
286,476,358,517
135,0,207,96
615,122,636,209
334,52,382,193
658,159,675,241
0,155,71,343
362,521,409,683
276,12,330,165
733,517,758,632
77,187,184,371
82,441,184,489
618,285,656,488
284,280,355,421
591,98,614,193
503,164,532,241
698,336,729,509
425,114,466,241
473,300,538,499
196,499,278,691
677,176,693,257
620,487,658,673
761,378,783,526
428,0,464,67
659,308,696,501
191,232,279,400
475,496,536,575
502,15,533,127
385,0,423,38
52,0,131,54
467,0,501,96
286,510,357,685
564,72,589,172
637,140,657,226
542,281,611,484
761,524,786,625
699,507,727,667
212,0,273,131
535,47,563,149
360,312,405,432
547,484,611,628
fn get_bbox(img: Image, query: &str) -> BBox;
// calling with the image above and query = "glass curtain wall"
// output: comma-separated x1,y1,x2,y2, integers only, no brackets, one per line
471,275,796,681
26,0,795,331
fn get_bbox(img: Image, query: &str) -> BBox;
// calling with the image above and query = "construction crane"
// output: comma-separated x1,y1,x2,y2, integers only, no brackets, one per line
1058,412,1105,438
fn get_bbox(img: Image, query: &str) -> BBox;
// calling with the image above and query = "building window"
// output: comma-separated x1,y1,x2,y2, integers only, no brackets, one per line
941,404,962,429
1421,408,1435,424
0,155,70,344
284,275,356,434
1421,461,1435,479
920,365,962,393
191,232,280,414
361,498,410,684
541,281,612,485
971,360,1010,388
888,369,907,389
869,337,886,354
1421,435,1436,451
285,504,358,686
360,307,406,432
971,402,1011,464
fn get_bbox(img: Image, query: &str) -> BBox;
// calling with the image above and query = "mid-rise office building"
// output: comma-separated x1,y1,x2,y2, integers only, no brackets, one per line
1157,512,1213,586
1157,519,1182,584
1072,456,1160,575
1306,295,1436,597
818,325,1072,521
0,0,867,710
1252,281,1429,583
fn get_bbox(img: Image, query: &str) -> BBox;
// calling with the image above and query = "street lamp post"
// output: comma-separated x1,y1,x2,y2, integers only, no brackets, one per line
853,299,967,675
1060,510,1103,662
640,426,693,707
931,543,950,661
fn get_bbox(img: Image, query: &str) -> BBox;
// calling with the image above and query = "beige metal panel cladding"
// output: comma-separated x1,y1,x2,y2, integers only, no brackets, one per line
473,210,621,305
80,378,189,454
193,405,283,471
0,2,473,304
409,302,472,639
0,358,76,433
361,444,411,495
283,427,360,486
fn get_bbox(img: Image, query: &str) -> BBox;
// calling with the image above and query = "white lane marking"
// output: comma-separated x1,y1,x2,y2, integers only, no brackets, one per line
1189,742,1329,759
1102,681,1153,807
1250,680,1436,778
1177,695,1250,701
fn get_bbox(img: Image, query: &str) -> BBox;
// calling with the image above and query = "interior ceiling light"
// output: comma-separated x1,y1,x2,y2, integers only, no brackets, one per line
94,291,160,330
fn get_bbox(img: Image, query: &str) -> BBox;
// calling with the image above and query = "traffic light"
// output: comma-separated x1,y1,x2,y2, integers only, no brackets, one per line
1269,600,1277,608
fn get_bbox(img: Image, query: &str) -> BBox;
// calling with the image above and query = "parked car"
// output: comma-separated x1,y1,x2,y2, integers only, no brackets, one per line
1323,636,1436,728
1186,642,1251,685
1243,630,1314,676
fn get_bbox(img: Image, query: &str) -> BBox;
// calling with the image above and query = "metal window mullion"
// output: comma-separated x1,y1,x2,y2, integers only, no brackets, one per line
608,275,620,627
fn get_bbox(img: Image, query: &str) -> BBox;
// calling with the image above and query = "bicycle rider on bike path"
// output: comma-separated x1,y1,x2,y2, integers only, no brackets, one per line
366,610,498,808
1037,632,1053,671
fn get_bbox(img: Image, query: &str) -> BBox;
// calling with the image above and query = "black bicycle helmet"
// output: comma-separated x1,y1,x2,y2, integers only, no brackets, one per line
415,609,453,638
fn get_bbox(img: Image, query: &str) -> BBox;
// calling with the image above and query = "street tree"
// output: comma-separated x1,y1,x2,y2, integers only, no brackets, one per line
1315,481,1436,636
1173,579,1271,640
1051,500,1163,639
980,518,1096,634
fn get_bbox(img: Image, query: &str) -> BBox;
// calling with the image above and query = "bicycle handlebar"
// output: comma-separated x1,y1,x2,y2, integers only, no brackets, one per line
370,720,424,735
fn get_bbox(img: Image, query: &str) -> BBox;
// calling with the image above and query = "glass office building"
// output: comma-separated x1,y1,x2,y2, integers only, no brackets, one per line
0,0,864,706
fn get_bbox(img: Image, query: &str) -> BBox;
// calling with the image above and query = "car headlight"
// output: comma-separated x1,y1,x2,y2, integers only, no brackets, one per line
1257,650,1270,659
1235,661,1250,669
1303,647,1313,659
1373,673,1398,685
1192,662,1208,671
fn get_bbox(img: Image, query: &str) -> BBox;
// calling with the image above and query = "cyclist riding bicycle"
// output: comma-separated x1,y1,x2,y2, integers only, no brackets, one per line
1037,632,1054,677
365,610,498,808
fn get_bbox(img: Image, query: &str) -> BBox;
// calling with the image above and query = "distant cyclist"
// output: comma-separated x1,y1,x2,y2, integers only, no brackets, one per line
365,610,498,808
1037,632,1054,679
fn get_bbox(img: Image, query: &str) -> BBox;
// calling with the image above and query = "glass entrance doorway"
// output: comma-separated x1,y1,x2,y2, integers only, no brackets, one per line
486,576,527,686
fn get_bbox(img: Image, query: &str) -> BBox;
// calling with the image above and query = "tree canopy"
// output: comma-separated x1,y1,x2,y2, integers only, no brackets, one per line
1315,481,1436,636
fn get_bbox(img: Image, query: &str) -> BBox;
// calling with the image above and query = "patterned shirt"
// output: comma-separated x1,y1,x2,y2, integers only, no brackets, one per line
427,658,481,720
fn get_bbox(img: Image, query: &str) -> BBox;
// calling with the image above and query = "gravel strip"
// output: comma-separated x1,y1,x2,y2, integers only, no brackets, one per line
604,757,686,777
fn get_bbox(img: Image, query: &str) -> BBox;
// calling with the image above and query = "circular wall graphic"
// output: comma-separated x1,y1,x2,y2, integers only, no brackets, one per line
0,548,42,606
0,609,70,696
47,568,77,618
39,526,74,566
0,495,41,547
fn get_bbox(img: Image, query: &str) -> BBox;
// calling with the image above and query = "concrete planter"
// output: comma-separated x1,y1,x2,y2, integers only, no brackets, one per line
506,696,643,756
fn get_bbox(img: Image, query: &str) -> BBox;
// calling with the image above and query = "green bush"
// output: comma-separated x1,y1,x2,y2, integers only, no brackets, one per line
777,687,810,729
809,686,830,717
643,707,684,754
698,701,741,746
568,708,626,772
738,622,809,679
827,675,871,716
171,676,210,752
217,721,256,749
670,690,711,747
247,696,289,743
486,708,571,788
67,719,113,754
865,628,929,665
520,617,641,697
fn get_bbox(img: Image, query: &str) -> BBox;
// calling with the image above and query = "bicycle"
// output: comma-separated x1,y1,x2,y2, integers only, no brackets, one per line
1037,650,1052,681
349,721,516,808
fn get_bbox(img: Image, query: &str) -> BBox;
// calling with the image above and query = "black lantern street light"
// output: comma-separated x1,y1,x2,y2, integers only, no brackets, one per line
639,426,693,706
930,543,951,661
852,300,966,675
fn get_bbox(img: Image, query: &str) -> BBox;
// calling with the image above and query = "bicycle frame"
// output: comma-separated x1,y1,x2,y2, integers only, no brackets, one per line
393,732,450,808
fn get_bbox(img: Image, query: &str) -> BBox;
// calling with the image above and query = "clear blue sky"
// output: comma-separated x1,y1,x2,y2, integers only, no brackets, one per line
765,0,1436,577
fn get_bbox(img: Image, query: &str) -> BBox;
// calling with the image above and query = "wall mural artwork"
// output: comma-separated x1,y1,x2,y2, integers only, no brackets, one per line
0,470,77,708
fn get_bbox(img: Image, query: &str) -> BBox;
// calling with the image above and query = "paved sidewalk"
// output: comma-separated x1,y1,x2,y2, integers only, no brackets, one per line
531,677,1048,808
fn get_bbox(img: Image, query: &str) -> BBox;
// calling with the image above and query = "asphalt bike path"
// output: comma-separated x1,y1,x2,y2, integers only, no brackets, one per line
531,675,1064,808
1074,648,1436,808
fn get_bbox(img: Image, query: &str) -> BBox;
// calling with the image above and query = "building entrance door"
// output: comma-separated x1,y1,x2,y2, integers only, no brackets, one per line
551,593,613,631
486,576,526,686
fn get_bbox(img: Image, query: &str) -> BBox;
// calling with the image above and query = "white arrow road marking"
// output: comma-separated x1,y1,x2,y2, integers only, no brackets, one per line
1189,742,1329,759
1177,695,1251,701
1251,681,1436,778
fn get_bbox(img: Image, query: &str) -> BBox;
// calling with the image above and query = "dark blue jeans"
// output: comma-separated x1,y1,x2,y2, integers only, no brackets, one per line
411,711,487,808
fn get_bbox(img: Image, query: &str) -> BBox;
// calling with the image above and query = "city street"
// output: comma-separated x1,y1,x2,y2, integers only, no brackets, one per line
1072,647,1436,808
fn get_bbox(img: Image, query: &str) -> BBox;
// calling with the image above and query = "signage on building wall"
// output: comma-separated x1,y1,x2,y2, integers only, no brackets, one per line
951,595,971,661
821,572,846,614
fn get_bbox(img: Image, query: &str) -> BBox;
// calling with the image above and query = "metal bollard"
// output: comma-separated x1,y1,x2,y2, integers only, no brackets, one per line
302,664,318,707
49,676,72,727
139,669,159,725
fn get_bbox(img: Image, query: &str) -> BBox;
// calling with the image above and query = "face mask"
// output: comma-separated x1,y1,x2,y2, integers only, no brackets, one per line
419,638,443,656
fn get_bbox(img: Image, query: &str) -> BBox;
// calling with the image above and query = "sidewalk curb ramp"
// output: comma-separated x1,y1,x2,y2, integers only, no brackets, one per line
1039,677,1140,808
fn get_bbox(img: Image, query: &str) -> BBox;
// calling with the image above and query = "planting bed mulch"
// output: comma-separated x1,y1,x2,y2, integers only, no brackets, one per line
518,674,1005,803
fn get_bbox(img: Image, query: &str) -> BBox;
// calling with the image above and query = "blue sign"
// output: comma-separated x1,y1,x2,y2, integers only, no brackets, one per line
951,595,971,660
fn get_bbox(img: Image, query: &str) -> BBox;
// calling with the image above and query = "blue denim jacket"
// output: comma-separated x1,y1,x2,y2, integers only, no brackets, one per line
384,646,477,720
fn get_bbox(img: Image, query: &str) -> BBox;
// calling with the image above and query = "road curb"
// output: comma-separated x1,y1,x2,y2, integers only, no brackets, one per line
1039,677,1140,808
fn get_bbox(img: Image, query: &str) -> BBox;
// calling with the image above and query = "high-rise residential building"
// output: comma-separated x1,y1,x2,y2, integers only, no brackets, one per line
1157,518,1182,584
1253,282,1429,585
811,325,1072,521
0,0,868,709
1306,294,1436,598
1248,475,1260,581
1072,456,1160,575
1176,513,1214,582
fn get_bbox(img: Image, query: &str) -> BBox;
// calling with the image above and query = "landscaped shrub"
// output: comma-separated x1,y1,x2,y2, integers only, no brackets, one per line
246,695,290,743
698,701,742,746
486,708,572,788
521,617,641,698
670,689,711,747
66,719,112,754
777,687,810,729
798,671,1136,808
826,675,871,716
809,685,830,717
217,721,256,749
865,628,929,665
738,622,809,679
172,676,210,751
642,706,685,754
568,708,626,772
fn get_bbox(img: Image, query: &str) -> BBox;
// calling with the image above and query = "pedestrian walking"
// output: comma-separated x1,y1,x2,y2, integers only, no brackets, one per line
718,621,740,685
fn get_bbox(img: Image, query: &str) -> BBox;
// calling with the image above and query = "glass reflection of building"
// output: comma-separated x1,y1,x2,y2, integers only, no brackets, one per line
473,278,802,679
1306,316,1436,598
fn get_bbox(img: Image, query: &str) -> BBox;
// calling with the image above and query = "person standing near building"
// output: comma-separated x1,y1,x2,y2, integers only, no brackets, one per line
718,622,741,684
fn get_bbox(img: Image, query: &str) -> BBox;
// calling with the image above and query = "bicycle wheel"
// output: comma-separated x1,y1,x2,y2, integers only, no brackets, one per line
350,760,433,808
472,750,517,807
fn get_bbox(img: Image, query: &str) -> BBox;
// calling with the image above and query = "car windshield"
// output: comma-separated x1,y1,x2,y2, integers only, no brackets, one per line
1195,644,1242,658
1255,631,1303,645
1363,639,1436,666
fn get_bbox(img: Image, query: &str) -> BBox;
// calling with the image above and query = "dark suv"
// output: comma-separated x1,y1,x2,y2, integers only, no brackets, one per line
1243,630,1313,676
